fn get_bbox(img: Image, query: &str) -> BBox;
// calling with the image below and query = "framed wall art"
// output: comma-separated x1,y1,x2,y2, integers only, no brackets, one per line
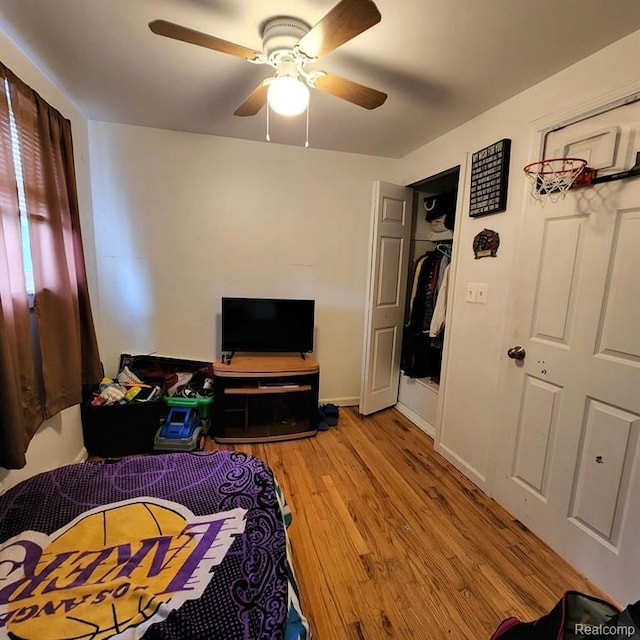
469,138,511,217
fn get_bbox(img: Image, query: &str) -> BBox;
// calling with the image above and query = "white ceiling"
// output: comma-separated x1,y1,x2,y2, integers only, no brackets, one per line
2,0,640,158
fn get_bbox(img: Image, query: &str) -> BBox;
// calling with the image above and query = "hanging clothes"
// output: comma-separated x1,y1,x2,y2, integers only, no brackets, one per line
410,253,437,330
429,263,450,338
407,253,429,322
401,248,450,378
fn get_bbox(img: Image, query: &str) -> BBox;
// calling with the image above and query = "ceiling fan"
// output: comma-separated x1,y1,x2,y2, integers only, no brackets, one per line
149,0,387,118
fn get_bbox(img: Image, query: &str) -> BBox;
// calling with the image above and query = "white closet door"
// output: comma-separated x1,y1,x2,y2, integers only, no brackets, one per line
360,181,413,415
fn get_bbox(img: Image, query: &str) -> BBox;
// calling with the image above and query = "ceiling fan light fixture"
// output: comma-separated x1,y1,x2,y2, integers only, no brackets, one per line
267,75,309,117
150,0,387,121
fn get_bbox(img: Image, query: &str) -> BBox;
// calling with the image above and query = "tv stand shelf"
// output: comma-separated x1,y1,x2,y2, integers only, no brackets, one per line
225,385,312,395
212,355,319,443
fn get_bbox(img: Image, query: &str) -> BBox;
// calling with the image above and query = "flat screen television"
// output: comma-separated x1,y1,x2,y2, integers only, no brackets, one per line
221,297,315,354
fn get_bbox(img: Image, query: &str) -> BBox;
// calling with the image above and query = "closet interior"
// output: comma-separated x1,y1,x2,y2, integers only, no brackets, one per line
397,166,460,435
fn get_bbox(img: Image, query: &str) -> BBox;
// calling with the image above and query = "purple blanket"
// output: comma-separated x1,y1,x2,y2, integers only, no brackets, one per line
0,451,289,639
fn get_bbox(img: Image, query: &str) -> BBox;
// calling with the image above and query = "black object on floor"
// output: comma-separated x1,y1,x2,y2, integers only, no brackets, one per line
318,403,339,428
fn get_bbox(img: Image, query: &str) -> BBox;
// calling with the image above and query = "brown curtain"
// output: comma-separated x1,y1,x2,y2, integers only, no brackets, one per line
0,65,43,468
0,63,102,469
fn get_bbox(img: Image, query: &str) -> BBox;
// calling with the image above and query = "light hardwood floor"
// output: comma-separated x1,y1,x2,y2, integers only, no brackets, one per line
209,407,608,639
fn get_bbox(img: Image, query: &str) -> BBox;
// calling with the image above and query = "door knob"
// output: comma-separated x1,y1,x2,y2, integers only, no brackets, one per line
507,346,526,360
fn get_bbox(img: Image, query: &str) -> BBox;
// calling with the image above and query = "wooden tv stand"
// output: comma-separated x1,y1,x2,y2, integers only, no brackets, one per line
212,354,319,443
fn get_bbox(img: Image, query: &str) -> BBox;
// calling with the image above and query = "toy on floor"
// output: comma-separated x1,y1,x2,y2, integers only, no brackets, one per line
154,396,211,452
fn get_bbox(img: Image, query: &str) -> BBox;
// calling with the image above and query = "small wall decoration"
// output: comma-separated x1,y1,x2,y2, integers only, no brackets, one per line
473,228,500,259
469,138,511,217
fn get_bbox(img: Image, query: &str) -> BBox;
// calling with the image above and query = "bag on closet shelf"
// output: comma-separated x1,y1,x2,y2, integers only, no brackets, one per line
490,590,640,639
423,189,456,227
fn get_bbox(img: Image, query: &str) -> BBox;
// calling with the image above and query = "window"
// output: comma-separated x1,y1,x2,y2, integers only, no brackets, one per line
0,62,101,470
3,77,34,296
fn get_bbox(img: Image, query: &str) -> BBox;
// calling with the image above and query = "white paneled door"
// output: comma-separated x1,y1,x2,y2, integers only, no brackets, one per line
360,181,413,415
494,102,640,602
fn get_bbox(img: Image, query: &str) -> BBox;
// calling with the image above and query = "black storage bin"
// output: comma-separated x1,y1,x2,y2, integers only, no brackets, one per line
81,382,165,457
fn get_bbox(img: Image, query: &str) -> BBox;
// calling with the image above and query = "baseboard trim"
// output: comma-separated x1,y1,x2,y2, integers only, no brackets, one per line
319,397,359,407
396,402,436,439
436,442,486,490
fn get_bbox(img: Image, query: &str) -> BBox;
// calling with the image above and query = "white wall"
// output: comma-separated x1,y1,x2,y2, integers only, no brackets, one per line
393,29,640,491
88,123,393,403
0,28,97,488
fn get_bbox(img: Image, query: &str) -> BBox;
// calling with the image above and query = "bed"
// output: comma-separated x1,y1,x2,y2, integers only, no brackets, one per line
0,451,311,640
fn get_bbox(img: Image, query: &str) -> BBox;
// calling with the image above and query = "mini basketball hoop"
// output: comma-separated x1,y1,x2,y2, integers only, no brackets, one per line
523,157,588,206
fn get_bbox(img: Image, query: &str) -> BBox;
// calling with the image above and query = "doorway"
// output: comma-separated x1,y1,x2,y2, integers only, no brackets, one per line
396,166,460,437
359,167,463,424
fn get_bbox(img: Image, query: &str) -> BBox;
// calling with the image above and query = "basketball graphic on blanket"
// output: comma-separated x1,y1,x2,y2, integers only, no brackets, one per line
3,498,246,640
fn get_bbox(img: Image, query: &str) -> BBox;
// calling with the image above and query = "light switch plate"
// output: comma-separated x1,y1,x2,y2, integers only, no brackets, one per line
466,282,478,303
477,283,488,304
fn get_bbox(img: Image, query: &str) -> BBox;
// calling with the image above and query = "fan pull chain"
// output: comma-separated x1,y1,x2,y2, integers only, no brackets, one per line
265,99,311,148
305,101,310,148
265,103,271,142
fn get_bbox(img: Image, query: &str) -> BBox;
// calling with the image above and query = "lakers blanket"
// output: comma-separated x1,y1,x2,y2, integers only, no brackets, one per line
0,451,301,639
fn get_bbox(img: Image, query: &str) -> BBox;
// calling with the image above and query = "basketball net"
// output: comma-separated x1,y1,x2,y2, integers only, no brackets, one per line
523,157,587,207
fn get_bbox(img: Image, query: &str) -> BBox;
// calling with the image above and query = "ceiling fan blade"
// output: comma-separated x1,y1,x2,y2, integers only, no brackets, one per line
234,82,269,117
296,0,381,59
314,73,386,110
149,20,262,61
